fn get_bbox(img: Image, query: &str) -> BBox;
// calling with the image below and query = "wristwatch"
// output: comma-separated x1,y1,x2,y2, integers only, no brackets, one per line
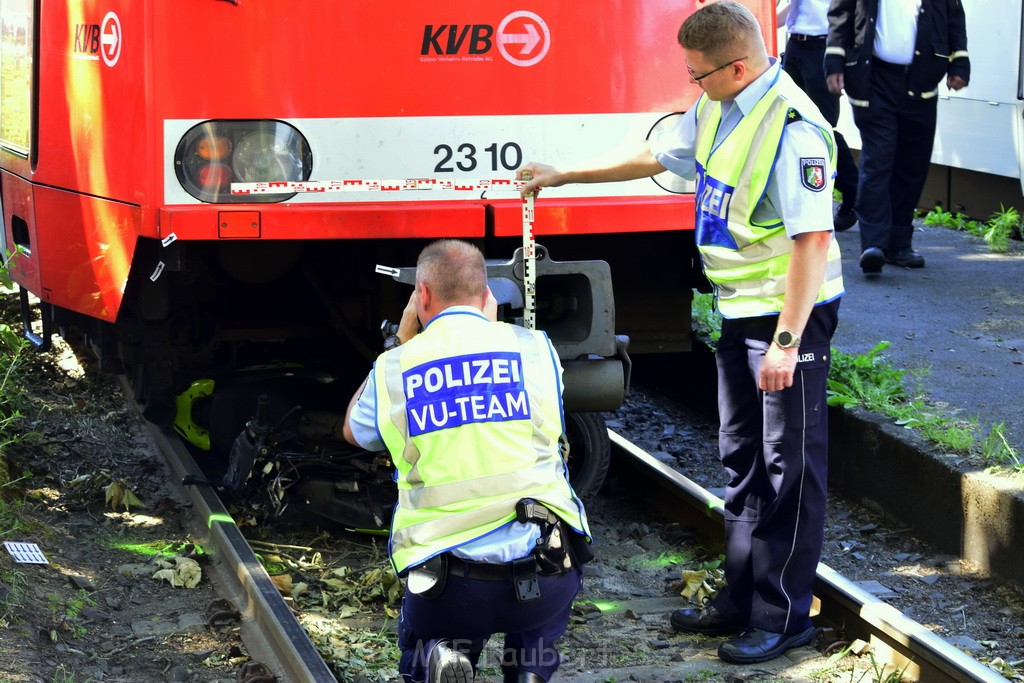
772,329,801,349
383,334,402,350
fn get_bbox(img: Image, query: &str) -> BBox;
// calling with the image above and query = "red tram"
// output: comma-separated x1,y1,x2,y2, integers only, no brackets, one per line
0,0,776,526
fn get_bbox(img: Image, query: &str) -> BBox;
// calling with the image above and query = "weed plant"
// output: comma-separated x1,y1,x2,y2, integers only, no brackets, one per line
46,590,95,641
691,291,721,347
984,205,1020,253
923,204,1022,253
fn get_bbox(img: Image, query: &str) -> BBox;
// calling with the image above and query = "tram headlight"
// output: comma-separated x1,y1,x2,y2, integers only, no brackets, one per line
232,129,307,183
175,120,312,203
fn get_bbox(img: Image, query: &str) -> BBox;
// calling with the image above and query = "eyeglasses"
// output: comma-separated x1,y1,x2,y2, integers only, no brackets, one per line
687,55,748,82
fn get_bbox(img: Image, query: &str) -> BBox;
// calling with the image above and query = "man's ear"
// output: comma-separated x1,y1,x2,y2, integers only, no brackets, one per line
732,59,747,82
417,281,432,313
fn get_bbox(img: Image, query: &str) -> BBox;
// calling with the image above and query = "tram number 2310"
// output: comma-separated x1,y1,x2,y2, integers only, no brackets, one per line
434,142,524,173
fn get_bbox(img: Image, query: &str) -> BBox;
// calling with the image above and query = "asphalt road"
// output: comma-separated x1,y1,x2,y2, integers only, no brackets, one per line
830,220,1024,462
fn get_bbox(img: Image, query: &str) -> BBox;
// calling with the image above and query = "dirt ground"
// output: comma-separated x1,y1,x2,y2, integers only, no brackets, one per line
0,334,247,682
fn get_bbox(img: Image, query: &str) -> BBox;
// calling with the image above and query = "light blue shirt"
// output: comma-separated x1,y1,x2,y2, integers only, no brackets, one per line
786,0,830,36
649,59,834,237
348,305,541,563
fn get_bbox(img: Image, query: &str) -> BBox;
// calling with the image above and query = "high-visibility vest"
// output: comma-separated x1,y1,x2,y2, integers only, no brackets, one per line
373,308,590,574
693,70,844,319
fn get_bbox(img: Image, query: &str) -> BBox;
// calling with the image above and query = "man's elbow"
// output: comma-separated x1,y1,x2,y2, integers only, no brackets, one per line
342,420,359,447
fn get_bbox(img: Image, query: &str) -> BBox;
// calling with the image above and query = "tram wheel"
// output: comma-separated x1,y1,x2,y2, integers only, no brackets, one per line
564,412,611,498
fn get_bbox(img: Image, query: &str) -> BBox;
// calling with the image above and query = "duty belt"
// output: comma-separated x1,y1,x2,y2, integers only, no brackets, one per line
407,499,579,602
447,555,518,581
446,554,559,581
448,554,545,602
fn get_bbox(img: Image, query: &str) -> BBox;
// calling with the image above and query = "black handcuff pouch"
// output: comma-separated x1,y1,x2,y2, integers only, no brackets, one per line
407,553,447,600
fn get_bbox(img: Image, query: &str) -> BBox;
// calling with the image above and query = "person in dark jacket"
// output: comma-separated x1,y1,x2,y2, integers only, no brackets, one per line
825,0,969,275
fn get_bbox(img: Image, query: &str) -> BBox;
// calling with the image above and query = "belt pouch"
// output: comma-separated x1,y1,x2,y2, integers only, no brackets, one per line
407,554,447,599
512,557,540,602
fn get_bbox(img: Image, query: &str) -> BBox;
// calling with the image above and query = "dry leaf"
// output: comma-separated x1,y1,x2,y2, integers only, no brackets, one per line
270,573,293,595
151,556,202,588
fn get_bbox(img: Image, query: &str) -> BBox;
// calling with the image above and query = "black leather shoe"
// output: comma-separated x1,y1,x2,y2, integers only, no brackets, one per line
859,246,885,275
885,247,925,268
428,640,474,683
718,626,816,664
834,206,857,232
670,604,745,636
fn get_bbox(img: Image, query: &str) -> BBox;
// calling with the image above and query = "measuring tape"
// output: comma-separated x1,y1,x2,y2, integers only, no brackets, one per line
230,179,529,195
230,177,539,329
519,172,536,330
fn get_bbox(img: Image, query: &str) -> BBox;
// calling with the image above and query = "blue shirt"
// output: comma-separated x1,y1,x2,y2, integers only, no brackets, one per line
785,0,830,36
349,305,541,563
649,59,834,238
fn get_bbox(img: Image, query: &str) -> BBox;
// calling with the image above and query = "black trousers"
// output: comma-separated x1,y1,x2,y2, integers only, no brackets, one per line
398,567,582,682
852,59,938,254
710,299,839,634
782,36,859,207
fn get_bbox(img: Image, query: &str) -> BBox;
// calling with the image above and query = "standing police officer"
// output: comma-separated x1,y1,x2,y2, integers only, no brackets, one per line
343,239,590,683
518,1,842,665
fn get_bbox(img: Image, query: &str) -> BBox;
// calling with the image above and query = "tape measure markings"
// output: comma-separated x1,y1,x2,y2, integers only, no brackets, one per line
230,179,530,195
229,178,539,330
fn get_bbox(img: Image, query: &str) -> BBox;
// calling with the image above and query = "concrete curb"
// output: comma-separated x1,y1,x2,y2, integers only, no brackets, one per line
828,405,1024,592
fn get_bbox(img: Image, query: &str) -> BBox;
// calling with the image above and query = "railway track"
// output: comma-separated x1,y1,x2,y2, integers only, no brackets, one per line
609,432,1005,683
142,417,339,683
140,392,1007,682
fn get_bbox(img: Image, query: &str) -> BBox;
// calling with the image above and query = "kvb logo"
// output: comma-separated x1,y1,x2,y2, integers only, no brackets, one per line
496,11,549,67
72,11,121,66
420,11,550,66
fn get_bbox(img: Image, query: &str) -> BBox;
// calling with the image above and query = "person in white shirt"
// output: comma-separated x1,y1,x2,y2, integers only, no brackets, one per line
825,0,969,274
778,0,860,231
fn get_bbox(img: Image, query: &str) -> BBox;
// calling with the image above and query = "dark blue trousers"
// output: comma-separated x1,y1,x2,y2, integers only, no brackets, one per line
782,36,859,207
851,59,938,254
710,300,839,635
398,567,582,682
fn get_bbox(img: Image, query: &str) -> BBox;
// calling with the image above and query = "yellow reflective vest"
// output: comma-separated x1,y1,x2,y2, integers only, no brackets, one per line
373,308,590,574
694,70,844,319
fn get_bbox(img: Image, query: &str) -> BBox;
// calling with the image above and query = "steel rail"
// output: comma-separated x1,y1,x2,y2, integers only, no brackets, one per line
139,414,337,683
609,429,1006,683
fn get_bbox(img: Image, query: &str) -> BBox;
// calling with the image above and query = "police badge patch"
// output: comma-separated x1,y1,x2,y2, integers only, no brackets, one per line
800,157,827,192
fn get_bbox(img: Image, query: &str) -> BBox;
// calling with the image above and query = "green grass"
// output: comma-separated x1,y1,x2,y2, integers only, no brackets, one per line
0,567,26,628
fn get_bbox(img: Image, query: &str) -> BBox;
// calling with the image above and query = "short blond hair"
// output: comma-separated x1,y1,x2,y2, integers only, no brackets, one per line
677,1,767,66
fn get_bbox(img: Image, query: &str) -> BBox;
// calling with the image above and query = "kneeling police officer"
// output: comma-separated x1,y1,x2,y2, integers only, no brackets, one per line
343,239,592,683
